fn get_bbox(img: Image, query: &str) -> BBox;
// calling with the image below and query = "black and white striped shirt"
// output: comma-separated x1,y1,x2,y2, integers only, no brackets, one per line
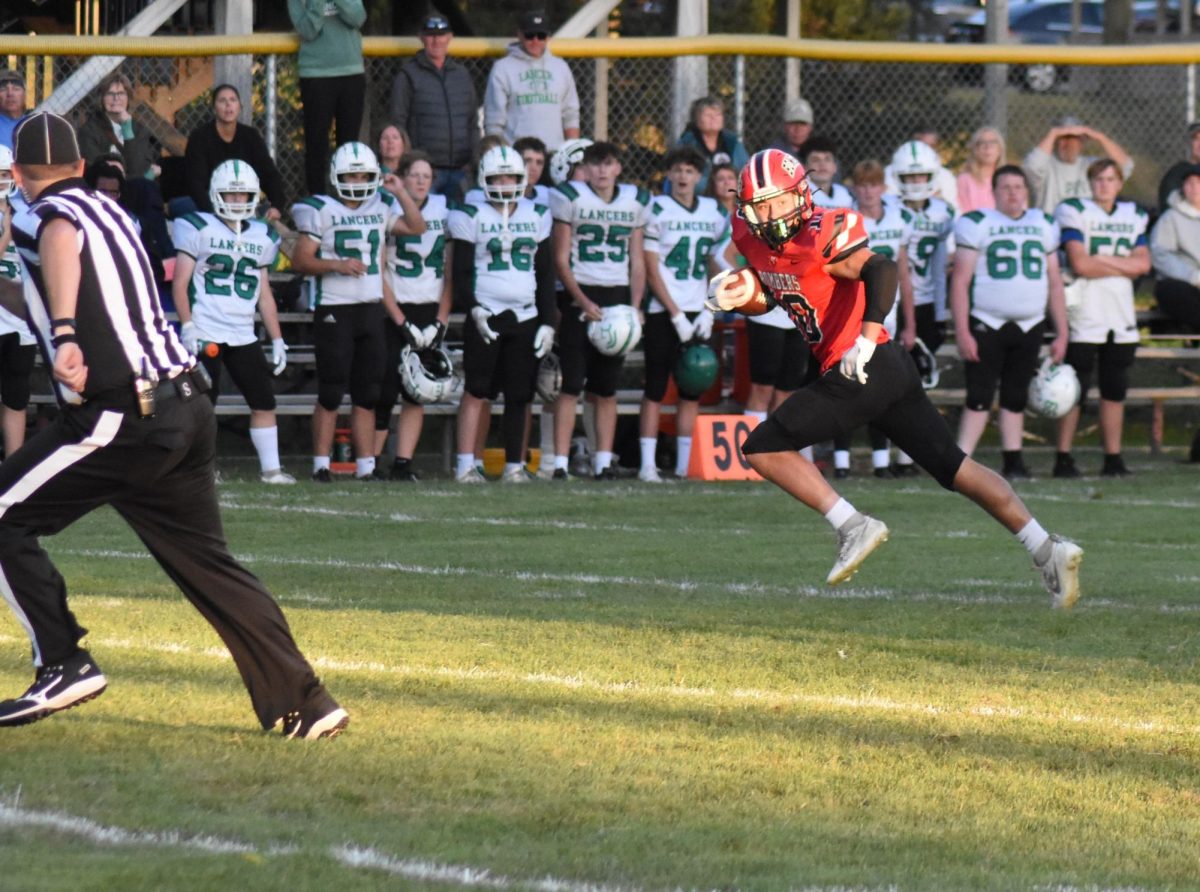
11,177,191,406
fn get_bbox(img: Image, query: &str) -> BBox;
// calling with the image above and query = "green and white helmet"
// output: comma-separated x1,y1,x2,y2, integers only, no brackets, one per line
329,141,381,202
209,159,260,222
891,140,942,202
479,145,526,204
549,137,592,186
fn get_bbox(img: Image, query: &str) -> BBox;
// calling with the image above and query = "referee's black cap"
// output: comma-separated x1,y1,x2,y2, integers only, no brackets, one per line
13,112,82,166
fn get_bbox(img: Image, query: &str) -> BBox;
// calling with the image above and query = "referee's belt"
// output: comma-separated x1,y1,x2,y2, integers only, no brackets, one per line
155,366,211,403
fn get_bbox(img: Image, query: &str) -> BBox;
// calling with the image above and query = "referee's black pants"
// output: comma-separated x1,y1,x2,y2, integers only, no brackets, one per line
0,385,330,730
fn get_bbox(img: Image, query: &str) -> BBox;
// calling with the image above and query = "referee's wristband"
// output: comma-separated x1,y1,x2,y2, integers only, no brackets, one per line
51,332,79,348
51,317,77,330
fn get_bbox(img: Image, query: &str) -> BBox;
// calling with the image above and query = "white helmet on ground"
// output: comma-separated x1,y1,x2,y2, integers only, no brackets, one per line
400,346,463,405
549,138,593,186
912,337,939,390
1027,357,1080,419
536,352,562,403
891,140,942,202
329,142,381,202
0,145,13,197
479,145,527,204
587,304,642,357
209,159,260,222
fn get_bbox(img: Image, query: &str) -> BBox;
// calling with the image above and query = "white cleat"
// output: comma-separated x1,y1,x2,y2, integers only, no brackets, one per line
1035,535,1083,609
501,465,533,484
260,468,296,485
638,466,663,483
827,515,889,586
456,466,488,484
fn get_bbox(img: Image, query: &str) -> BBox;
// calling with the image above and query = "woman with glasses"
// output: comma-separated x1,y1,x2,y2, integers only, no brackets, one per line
76,73,157,180
956,126,1006,213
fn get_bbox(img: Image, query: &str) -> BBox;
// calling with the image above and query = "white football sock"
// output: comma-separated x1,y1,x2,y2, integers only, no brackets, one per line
639,437,657,471
504,462,522,475
355,456,375,478
800,445,814,461
833,449,850,471
675,436,692,476
824,497,859,531
554,454,569,471
1016,519,1050,557
872,448,891,470
312,455,331,473
250,426,281,474
456,453,475,476
593,450,613,474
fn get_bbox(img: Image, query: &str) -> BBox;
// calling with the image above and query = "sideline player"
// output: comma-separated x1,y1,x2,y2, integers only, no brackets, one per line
952,165,1068,479
638,146,730,482
290,141,425,482
0,112,347,736
173,160,295,484
550,141,648,479
0,145,38,460
375,150,452,481
448,145,555,484
707,148,1083,607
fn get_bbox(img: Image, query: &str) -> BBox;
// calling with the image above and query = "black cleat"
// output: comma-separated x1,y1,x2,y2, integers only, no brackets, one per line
1052,456,1081,479
873,466,895,479
890,463,919,478
594,466,618,481
0,650,107,727
833,467,850,479
311,468,333,483
1100,456,1132,477
1003,462,1033,481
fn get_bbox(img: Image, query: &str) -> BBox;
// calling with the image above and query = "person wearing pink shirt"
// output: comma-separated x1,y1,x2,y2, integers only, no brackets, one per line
956,126,1005,213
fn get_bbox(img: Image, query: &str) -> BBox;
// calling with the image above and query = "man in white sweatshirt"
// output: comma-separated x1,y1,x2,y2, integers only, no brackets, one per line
483,10,581,152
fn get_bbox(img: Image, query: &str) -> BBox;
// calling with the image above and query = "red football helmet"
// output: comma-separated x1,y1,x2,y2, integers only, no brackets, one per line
737,149,814,249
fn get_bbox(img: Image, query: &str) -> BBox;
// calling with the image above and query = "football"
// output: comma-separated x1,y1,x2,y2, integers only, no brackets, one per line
711,268,773,316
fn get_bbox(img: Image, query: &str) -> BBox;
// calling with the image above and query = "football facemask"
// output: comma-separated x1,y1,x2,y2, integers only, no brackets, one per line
479,145,527,205
891,140,942,202
209,159,261,222
549,137,593,186
738,149,814,249
329,141,381,202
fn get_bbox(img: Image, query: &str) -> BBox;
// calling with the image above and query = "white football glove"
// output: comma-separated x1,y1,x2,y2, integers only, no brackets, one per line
471,306,499,344
671,312,694,343
399,320,428,350
179,320,199,354
271,338,288,375
839,335,877,384
421,322,445,348
705,268,753,313
693,308,714,341
533,324,556,359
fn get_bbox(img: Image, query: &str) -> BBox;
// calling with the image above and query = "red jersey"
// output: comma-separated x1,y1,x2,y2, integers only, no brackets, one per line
733,207,889,373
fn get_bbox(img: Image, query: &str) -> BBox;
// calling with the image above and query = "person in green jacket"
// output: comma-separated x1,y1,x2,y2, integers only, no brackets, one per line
288,0,367,196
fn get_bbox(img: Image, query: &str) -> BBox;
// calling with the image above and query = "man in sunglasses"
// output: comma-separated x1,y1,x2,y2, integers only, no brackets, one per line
484,10,580,152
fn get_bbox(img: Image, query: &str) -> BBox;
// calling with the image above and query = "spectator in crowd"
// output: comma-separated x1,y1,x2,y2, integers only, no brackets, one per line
375,151,453,481
288,0,367,197
637,146,729,482
548,141,649,480
885,125,956,203
84,155,171,296
183,84,287,221
390,13,479,197
76,73,157,180
768,97,814,157
952,165,1067,480
707,161,738,217
956,126,1005,213
1024,116,1133,214
1150,163,1200,333
289,142,425,483
377,123,410,175
484,10,580,153
801,135,852,208
449,145,555,484
514,136,551,203
1157,121,1200,212
1052,159,1150,478
672,96,749,195
0,147,36,459
0,70,27,149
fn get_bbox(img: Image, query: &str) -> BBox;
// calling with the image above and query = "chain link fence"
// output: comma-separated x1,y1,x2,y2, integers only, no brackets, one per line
10,45,1195,213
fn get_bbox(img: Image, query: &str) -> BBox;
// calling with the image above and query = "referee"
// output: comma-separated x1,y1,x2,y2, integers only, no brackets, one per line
0,112,348,739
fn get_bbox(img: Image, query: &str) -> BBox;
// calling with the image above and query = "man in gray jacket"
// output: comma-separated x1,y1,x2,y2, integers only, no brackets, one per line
484,10,580,153
390,13,479,198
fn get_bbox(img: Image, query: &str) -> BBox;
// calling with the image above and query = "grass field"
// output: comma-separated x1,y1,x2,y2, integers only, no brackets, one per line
1,449,1198,891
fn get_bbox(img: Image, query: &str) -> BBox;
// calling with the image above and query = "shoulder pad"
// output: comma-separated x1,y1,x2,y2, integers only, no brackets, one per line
179,212,206,231
297,196,325,210
534,203,549,216
650,200,663,216
964,210,986,224
819,209,868,261
716,203,730,218
1063,198,1086,212
266,225,281,244
899,207,914,224
1133,203,1148,218
636,187,651,206
379,191,396,206
1043,212,1056,226
449,200,478,217
556,183,579,201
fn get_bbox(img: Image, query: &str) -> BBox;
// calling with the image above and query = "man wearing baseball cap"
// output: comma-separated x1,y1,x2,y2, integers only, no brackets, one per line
768,96,814,157
390,12,479,198
0,112,349,739
484,10,580,152
0,70,28,149
1024,114,1133,213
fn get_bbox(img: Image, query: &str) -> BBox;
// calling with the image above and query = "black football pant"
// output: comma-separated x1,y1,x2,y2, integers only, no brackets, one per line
0,386,329,729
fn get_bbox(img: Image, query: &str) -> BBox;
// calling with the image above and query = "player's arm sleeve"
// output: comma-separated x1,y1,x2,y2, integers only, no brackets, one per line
860,253,899,325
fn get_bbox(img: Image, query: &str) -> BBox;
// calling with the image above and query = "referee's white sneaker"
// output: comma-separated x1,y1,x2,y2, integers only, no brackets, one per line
1034,535,1084,609
827,515,889,586
0,649,107,727
261,469,296,485
279,700,350,740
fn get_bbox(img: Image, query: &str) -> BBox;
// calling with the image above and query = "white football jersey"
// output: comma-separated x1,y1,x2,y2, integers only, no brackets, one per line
1054,197,1148,344
447,197,552,321
174,212,279,347
955,208,1059,331
388,193,448,305
904,197,955,317
644,194,730,313
550,182,650,287
812,182,854,209
859,202,914,336
0,196,35,344
290,192,400,307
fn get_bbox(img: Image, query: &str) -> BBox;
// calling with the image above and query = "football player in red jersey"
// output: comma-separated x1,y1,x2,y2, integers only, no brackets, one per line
708,149,1083,607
